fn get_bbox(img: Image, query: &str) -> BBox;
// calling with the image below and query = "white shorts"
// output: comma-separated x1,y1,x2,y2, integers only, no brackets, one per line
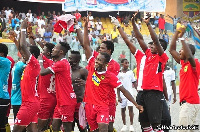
120,98,133,108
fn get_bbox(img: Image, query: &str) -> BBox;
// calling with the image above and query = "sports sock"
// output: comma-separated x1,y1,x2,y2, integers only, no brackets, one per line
143,126,154,132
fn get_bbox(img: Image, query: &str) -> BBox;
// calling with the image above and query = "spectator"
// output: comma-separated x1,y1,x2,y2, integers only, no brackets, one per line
78,18,82,29
46,11,53,24
154,12,159,27
111,26,119,43
37,15,45,28
52,38,57,45
43,28,52,42
118,50,126,63
74,9,81,21
94,27,99,36
123,16,129,27
158,14,165,34
2,28,9,39
32,22,39,35
167,14,181,32
4,7,11,19
91,34,97,49
88,12,94,29
38,24,45,38
52,11,57,25
163,30,169,44
71,36,80,51
0,15,6,31
58,33,63,42
14,26,20,39
26,10,33,23
95,18,103,34
32,14,38,24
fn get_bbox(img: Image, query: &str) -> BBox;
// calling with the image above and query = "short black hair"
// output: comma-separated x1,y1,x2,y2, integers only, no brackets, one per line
148,42,153,45
159,39,168,51
29,45,40,59
102,41,114,55
59,42,71,55
121,58,128,63
71,50,81,61
0,43,8,57
188,44,196,55
45,43,55,54
100,52,110,63
96,46,100,52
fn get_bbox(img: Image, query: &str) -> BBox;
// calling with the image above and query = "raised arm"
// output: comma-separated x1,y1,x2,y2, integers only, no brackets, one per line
131,12,148,52
111,17,137,55
169,31,181,64
38,55,53,76
74,19,84,47
19,18,31,61
144,18,164,55
83,17,93,60
167,14,173,20
180,28,196,67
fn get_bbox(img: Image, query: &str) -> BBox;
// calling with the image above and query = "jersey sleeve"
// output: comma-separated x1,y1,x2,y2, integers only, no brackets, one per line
159,52,169,64
134,49,144,62
49,60,69,74
109,73,122,89
0,57,11,69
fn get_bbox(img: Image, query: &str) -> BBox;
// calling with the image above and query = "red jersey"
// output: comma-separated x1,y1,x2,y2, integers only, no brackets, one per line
92,51,120,103
7,56,15,97
49,58,76,106
135,49,168,91
20,55,40,102
75,13,81,20
179,59,200,104
38,55,55,99
158,18,165,30
84,56,122,106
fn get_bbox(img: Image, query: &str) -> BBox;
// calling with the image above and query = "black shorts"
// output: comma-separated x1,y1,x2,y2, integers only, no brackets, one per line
0,98,10,128
136,90,164,124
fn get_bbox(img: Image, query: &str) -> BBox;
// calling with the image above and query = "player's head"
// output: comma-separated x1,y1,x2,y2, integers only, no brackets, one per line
51,42,70,59
179,44,195,60
0,43,8,57
95,52,110,71
121,58,129,69
43,43,55,58
99,41,114,56
29,45,40,59
68,51,81,67
149,39,168,54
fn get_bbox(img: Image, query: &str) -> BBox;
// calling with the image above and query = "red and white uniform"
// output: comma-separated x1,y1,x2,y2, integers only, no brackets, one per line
74,12,81,20
85,51,120,122
134,49,168,91
49,58,77,122
179,59,200,104
84,55,122,131
15,55,40,126
37,55,57,120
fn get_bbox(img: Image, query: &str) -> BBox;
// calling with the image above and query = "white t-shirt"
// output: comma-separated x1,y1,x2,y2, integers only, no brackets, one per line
70,39,80,51
117,70,136,99
14,30,20,39
5,10,11,18
26,13,33,22
163,67,175,96
37,19,45,28
95,22,102,30
38,28,45,37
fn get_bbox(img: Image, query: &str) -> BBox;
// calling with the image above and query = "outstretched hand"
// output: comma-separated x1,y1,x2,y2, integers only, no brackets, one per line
21,18,28,29
177,26,186,38
131,10,139,23
143,17,150,24
110,15,120,27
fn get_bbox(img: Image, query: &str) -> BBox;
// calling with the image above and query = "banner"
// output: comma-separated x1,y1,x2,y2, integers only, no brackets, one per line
62,0,166,12
18,0,65,3
183,0,200,11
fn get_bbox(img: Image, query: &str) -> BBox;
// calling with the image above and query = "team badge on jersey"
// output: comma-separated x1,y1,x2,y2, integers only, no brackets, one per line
92,72,101,86
101,75,105,80
184,66,188,72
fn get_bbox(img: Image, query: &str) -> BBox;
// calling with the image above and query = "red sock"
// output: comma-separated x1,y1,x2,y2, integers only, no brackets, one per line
143,126,154,132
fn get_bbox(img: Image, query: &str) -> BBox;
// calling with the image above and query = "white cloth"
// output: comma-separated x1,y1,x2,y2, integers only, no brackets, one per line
163,67,175,96
5,10,11,19
70,39,80,51
26,13,33,22
38,28,45,37
95,22,102,30
117,70,136,99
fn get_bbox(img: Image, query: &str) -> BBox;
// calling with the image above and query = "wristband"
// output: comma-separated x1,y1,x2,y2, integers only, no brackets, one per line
39,60,43,63
146,23,150,26
21,29,26,32
75,24,80,30
179,38,185,41
117,25,121,29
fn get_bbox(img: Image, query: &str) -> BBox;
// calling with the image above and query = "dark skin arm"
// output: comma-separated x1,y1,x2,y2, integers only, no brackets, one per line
118,86,144,113
132,12,148,53
144,18,164,56
38,55,53,76
169,31,181,63
117,26,137,55
19,18,31,61
74,19,84,47
163,76,168,101
171,81,177,104
83,16,93,60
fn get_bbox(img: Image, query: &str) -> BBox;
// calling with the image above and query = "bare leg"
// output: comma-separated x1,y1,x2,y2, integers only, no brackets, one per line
128,106,134,125
98,123,108,132
63,122,73,132
13,125,26,132
52,119,62,132
121,107,126,125
26,123,38,132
